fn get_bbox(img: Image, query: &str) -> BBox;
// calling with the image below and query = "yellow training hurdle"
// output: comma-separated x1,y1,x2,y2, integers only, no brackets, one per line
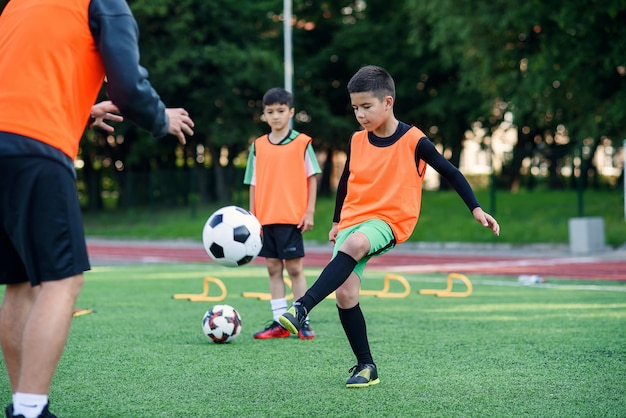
173,273,469,302
242,274,411,300
418,273,472,297
173,276,227,302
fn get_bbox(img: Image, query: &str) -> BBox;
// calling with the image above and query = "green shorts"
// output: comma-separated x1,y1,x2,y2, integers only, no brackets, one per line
332,219,396,279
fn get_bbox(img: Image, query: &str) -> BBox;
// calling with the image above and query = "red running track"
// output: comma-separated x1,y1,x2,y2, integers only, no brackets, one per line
87,241,626,281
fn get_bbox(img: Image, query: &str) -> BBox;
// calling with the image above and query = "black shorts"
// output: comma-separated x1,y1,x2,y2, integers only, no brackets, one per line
259,224,305,260
0,155,90,285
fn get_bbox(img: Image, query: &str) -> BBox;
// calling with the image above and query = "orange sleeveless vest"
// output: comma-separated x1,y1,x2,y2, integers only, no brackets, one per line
0,0,105,159
253,133,312,225
339,127,427,243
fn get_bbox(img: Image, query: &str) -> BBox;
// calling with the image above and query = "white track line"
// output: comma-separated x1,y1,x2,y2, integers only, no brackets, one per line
385,256,601,273
475,279,626,292
386,275,626,292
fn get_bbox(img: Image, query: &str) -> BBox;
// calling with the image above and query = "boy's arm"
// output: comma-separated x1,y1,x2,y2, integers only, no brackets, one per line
243,143,256,213
472,207,500,236
416,138,479,210
329,222,339,245
417,137,500,236
333,138,352,223
298,175,318,232
330,156,348,243
249,185,256,216
299,141,321,231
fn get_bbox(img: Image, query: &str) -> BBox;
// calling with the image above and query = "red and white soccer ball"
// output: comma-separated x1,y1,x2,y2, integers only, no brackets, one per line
202,304,242,343
202,206,263,267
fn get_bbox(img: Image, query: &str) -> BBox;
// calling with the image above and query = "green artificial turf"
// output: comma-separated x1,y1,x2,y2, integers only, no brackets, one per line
1,263,624,417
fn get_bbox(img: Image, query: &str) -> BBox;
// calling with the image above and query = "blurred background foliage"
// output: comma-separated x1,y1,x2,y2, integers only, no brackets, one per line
1,0,625,212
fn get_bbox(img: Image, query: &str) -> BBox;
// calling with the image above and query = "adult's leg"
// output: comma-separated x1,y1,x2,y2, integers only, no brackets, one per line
16,274,84,394
0,282,38,391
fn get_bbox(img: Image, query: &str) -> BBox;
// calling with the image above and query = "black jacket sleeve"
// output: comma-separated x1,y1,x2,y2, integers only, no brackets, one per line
88,0,169,137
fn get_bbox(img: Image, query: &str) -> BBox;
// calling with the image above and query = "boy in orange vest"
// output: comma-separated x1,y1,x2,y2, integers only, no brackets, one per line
280,66,499,387
244,88,322,340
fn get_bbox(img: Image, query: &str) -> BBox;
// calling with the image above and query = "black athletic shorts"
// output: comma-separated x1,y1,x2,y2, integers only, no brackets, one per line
258,224,305,260
0,153,90,285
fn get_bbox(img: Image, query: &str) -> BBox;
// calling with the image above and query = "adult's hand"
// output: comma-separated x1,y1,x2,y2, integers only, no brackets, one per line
166,108,195,145
90,100,123,132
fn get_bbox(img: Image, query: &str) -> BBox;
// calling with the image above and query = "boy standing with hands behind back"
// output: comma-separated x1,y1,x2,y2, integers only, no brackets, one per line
280,65,500,387
244,88,321,340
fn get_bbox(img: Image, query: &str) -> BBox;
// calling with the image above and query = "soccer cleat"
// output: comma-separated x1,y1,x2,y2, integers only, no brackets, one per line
279,302,307,334
346,363,380,388
6,403,57,418
253,321,290,339
297,320,315,340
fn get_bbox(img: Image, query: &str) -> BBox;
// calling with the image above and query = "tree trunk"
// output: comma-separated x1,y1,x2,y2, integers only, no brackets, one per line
501,124,535,192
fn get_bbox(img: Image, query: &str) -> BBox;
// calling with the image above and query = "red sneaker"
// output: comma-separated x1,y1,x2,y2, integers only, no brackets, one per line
298,320,315,340
253,321,291,339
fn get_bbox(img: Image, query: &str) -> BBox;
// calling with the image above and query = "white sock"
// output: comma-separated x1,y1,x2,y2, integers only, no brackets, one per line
13,392,48,418
271,298,288,322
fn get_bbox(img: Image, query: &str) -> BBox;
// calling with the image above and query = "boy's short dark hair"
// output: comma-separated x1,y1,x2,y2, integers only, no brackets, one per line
347,65,395,101
262,87,294,109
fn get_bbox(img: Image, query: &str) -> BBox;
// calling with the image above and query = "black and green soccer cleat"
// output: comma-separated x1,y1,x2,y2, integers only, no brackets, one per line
346,363,380,388
6,403,57,418
278,302,307,334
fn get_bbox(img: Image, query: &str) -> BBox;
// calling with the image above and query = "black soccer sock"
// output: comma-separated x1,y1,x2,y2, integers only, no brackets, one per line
338,303,374,365
298,251,358,312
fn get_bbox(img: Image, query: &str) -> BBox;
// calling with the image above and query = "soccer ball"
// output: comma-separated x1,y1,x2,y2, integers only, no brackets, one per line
202,304,242,343
202,205,262,267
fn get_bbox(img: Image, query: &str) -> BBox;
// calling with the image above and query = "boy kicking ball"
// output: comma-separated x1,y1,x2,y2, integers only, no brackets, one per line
280,65,500,387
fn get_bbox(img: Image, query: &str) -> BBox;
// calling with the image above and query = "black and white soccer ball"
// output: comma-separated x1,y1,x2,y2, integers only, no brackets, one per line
202,205,262,267
202,304,242,343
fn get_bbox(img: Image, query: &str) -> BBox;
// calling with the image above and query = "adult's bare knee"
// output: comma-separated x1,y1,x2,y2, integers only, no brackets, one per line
40,274,84,301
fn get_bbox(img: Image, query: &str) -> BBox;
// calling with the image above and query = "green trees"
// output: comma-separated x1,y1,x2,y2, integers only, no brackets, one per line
4,0,621,208
407,0,626,189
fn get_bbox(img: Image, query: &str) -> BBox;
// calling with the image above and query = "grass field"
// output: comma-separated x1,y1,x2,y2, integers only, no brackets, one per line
1,263,624,417
82,189,626,248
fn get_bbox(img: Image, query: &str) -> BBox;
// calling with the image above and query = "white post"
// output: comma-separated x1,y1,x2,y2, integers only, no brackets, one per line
283,0,293,94
283,0,293,128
